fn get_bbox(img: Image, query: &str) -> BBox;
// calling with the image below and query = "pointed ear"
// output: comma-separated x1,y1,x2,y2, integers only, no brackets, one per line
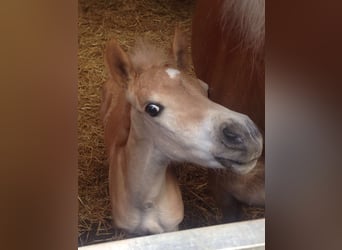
105,39,135,87
172,26,189,70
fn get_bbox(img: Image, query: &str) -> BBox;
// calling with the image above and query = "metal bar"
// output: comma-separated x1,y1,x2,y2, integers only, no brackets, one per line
79,218,265,250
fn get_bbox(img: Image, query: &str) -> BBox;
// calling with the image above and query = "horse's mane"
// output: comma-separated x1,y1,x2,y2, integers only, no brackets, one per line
128,38,171,74
220,0,265,52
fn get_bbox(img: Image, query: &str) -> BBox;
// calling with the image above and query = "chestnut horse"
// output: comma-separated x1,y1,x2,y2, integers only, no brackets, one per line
192,0,265,221
101,29,263,234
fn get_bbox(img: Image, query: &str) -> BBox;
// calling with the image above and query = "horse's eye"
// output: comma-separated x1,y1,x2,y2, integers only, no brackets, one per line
145,103,163,117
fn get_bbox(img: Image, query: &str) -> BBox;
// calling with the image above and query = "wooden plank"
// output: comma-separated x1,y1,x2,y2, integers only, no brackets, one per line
79,219,265,250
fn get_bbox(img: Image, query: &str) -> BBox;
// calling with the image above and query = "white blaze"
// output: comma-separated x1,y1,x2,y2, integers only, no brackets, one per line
165,68,180,79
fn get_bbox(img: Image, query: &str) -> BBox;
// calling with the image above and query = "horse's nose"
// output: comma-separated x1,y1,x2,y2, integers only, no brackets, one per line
221,119,262,153
222,126,243,146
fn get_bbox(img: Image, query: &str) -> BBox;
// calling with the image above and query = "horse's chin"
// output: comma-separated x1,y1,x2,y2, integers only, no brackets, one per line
214,157,258,175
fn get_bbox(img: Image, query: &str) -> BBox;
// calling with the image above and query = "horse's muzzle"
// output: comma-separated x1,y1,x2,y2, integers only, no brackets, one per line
216,117,263,174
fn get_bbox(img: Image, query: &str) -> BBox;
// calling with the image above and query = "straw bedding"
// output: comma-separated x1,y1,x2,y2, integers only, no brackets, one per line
78,0,264,246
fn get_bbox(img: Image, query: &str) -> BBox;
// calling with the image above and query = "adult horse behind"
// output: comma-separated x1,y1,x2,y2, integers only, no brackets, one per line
192,0,265,221
101,28,263,235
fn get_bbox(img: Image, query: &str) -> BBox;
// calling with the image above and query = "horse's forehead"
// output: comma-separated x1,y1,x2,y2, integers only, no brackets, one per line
165,68,180,79
134,67,182,94
132,67,203,106
140,67,180,84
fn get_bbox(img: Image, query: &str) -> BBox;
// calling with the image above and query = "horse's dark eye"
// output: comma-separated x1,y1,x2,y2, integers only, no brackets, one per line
145,103,163,117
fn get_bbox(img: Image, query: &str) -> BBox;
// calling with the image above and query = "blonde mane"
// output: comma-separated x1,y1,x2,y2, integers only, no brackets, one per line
129,38,171,73
221,0,265,52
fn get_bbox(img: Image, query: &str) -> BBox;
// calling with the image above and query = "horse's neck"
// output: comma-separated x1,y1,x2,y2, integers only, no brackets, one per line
108,99,172,207
123,124,170,205
108,92,183,233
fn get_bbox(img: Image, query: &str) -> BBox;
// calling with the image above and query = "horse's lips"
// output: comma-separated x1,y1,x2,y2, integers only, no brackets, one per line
214,156,257,174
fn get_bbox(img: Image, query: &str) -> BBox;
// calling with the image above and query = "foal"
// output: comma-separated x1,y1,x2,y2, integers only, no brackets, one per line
101,29,263,234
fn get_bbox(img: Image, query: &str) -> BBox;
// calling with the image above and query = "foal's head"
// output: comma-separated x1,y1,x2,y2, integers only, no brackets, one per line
105,29,263,174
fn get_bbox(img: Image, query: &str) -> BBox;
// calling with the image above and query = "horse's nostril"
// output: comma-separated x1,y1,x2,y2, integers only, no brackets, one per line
222,127,243,145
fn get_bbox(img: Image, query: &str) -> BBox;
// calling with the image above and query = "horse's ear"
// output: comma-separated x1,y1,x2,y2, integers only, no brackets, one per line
105,39,135,87
172,26,189,70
